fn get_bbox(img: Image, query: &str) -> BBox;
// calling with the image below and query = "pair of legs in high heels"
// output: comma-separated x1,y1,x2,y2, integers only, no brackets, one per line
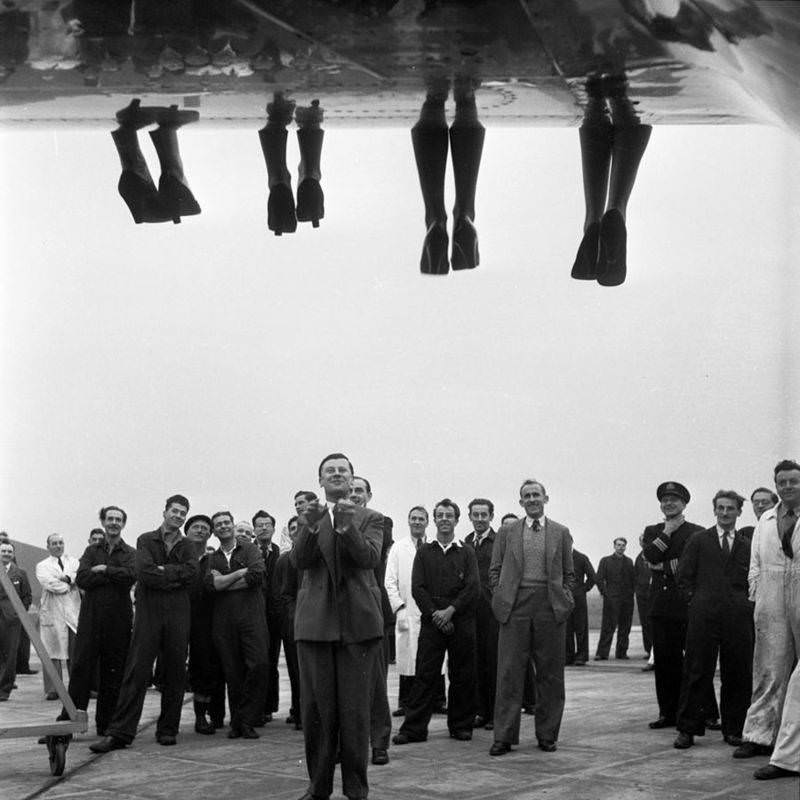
572,75,652,286
112,99,201,224
412,75,485,274
258,93,324,236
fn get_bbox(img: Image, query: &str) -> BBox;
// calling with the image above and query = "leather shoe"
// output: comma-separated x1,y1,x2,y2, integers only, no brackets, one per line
89,736,127,753
649,717,675,729
705,718,722,731
724,735,743,747
372,748,389,765
673,732,694,749
616,654,630,660
450,730,472,741
593,655,608,661
17,668,38,675
472,715,487,728
734,741,773,758
45,692,59,700
489,741,511,756
240,725,260,739
754,764,799,780
538,740,557,752
391,708,405,717
573,660,586,666
228,727,242,739
392,732,424,745
484,721,494,731
157,734,176,746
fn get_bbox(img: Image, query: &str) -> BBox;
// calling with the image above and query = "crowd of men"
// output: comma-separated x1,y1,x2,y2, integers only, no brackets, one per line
0,454,798,798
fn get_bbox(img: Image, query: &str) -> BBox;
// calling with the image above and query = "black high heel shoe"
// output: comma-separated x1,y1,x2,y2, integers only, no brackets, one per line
268,183,297,236
596,208,627,286
150,105,201,224
420,221,449,275
116,169,169,224
571,221,600,280
451,217,479,270
296,178,323,227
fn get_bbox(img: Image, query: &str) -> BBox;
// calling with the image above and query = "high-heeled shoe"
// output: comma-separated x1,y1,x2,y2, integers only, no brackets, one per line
596,208,627,286
296,100,324,227
116,169,170,224
296,179,323,227
268,183,297,236
150,105,201,224
451,217,479,270
571,221,600,280
420,220,449,275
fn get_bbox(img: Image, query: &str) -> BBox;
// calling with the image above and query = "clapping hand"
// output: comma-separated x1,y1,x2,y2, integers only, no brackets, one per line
333,499,356,532
303,500,328,525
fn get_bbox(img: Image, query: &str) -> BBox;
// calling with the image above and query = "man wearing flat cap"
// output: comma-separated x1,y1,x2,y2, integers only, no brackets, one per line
641,482,703,730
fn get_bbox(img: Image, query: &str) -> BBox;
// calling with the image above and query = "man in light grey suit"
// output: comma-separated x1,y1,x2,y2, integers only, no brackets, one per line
488,478,575,755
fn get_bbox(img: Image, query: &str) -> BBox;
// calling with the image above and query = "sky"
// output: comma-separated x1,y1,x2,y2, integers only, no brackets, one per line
1,122,798,567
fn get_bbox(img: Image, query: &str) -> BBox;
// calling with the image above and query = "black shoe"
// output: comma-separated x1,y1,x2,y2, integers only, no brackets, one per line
674,732,694,749
571,222,600,280
285,715,298,724
240,725,260,739
705,718,722,731
641,664,655,672
45,692,59,701
734,741,773,759
90,736,127,753
649,717,675,729
450,730,472,741
616,654,630,660
228,727,242,739
484,721,494,731
538,739,557,752
157,734,176,746
596,208,627,286
573,660,586,666
724,735,743,747
489,741,511,756
754,765,800,780
210,717,225,729
195,716,216,735
472,715,487,728
17,668,38,675
391,708,406,717
372,748,389,765
392,732,425,745
593,655,608,661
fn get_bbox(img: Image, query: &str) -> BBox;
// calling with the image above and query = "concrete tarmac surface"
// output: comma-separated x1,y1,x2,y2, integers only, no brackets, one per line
2,635,798,800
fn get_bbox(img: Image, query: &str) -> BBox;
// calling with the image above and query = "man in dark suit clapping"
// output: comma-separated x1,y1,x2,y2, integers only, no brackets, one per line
673,491,753,749
292,453,385,800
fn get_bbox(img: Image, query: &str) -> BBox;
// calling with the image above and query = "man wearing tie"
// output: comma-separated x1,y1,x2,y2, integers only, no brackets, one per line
291,453,384,800
673,491,752,749
488,478,575,755
735,459,800,781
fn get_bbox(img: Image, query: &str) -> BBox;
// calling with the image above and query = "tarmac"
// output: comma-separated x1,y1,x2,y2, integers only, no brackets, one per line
1,632,798,800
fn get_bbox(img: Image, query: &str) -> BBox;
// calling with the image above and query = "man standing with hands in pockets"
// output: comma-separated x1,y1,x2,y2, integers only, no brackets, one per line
291,453,385,800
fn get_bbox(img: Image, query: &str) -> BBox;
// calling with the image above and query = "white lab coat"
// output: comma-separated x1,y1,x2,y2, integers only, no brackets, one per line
35,555,81,659
742,505,800,771
385,536,425,676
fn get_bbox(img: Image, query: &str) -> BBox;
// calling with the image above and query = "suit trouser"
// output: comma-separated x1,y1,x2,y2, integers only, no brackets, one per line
677,605,753,738
651,615,687,720
0,612,21,696
298,639,382,800
43,627,76,695
400,617,477,740
68,610,132,733
370,640,392,749
596,595,634,657
565,592,589,663
264,611,282,714
398,672,444,711
636,590,652,653
107,594,190,743
282,629,301,718
475,597,499,720
16,623,31,672
494,586,565,745
214,608,269,730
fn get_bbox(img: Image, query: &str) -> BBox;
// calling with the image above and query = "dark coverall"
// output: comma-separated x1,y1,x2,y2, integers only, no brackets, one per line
67,539,136,734
189,554,225,724
566,549,596,664
275,549,301,721
207,541,269,731
106,528,197,743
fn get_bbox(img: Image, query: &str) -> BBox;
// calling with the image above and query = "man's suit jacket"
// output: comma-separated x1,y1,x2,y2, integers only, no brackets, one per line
641,521,704,620
488,517,575,624
291,505,385,644
0,563,30,620
677,526,752,617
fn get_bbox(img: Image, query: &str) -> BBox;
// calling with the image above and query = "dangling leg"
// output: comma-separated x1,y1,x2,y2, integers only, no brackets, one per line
295,100,325,227
412,75,450,275
597,74,652,287
111,98,169,224
572,76,613,280
149,105,201,224
449,74,484,270
258,91,297,235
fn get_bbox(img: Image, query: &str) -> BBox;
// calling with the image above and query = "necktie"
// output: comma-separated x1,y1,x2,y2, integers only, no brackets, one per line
57,557,64,571
415,538,422,551
781,508,796,559
532,519,541,532
721,531,730,559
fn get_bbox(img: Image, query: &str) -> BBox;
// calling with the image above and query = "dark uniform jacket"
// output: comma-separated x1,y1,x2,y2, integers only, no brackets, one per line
572,550,596,598
292,506,384,643
76,539,136,614
411,541,479,621
641,521,704,619
677,527,752,616
135,529,198,599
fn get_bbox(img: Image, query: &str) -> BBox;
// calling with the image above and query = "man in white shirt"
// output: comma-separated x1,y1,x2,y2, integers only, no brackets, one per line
35,534,81,700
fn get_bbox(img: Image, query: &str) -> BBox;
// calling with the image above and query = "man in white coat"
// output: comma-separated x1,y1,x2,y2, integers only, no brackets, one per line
385,506,439,716
35,534,81,699
734,459,800,781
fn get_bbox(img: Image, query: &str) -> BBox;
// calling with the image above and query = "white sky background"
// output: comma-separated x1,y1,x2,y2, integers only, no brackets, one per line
1,123,798,566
